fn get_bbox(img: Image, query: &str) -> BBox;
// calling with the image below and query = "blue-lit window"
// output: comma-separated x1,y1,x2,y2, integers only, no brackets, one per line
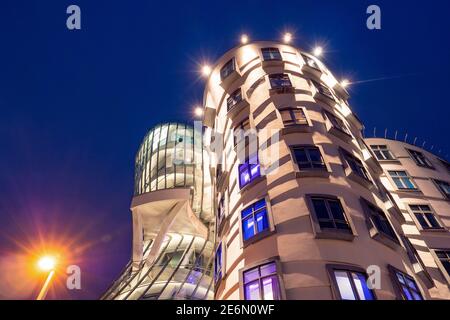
214,244,223,283
332,269,375,300
220,58,236,81
392,269,423,300
239,154,261,189
242,199,270,241
243,262,281,300
389,171,417,190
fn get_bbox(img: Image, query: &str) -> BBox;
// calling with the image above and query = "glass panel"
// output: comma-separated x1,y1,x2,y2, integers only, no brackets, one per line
243,268,260,283
255,210,269,233
260,262,277,277
334,271,356,300
261,276,280,300
312,199,329,220
352,273,374,300
328,200,346,221
294,148,308,163
244,281,261,300
402,286,413,300
242,216,255,240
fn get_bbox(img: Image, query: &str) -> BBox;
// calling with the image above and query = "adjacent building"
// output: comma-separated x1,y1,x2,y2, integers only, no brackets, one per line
365,138,450,299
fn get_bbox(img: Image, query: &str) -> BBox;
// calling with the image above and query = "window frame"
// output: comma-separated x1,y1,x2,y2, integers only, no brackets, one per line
360,198,400,248
311,80,335,101
261,47,282,61
226,88,243,111
323,110,352,139
306,194,356,241
406,148,435,169
214,242,225,284
370,145,396,161
388,265,423,300
430,249,450,284
290,145,328,172
388,170,418,191
238,153,262,189
239,196,275,247
326,264,377,300
268,73,293,90
279,106,309,126
408,204,444,231
301,53,321,70
239,257,286,300
220,57,237,81
432,179,450,199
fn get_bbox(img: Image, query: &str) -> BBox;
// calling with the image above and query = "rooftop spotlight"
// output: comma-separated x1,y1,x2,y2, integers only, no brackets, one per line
313,46,323,57
194,106,204,117
241,34,249,44
201,65,211,77
283,32,293,43
341,79,350,88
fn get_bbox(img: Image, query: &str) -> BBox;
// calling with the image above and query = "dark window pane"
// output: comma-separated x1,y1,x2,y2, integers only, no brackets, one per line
312,199,329,220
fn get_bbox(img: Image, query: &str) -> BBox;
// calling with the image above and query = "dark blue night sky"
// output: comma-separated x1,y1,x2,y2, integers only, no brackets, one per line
0,0,449,299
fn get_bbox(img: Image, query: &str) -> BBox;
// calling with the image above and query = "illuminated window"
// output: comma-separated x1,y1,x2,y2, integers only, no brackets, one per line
243,262,281,300
279,107,308,126
241,199,269,241
217,195,225,225
292,146,326,170
389,267,423,300
238,154,261,188
214,244,223,283
389,171,416,190
261,47,282,61
409,205,441,229
328,267,375,300
370,145,395,161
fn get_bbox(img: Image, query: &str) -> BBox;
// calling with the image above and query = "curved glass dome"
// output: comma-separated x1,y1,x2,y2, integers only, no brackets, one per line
134,123,208,216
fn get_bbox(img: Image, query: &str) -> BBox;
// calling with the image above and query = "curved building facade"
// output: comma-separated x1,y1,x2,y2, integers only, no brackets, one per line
202,41,432,300
102,123,214,300
365,138,450,299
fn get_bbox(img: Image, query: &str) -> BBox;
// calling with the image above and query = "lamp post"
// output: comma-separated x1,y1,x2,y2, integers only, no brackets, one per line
36,256,57,300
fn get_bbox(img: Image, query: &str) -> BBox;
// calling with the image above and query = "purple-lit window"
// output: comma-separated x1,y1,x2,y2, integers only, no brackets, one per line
214,244,223,283
238,154,261,189
243,262,281,300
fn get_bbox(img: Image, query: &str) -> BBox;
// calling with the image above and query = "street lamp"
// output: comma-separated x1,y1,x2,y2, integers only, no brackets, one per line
36,255,57,300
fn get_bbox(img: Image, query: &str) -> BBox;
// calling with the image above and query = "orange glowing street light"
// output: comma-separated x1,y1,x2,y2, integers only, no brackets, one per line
36,255,57,300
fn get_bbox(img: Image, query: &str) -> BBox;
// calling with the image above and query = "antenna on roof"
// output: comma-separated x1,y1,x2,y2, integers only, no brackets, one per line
373,127,376,137
422,141,426,148
404,132,408,142
413,137,418,145
431,145,434,151
394,130,398,140
384,128,387,139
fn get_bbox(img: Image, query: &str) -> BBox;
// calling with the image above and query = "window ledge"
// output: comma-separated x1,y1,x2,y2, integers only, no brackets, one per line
327,125,353,143
377,159,402,165
227,99,250,120
301,64,322,79
419,227,447,233
370,231,400,251
281,124,311,135
262,59,285,69
345,169,373,189
314,91,336,106
296,169,330,179
315,229,355,241
243,229,276,248
220,70,241,91
269,86,295,96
